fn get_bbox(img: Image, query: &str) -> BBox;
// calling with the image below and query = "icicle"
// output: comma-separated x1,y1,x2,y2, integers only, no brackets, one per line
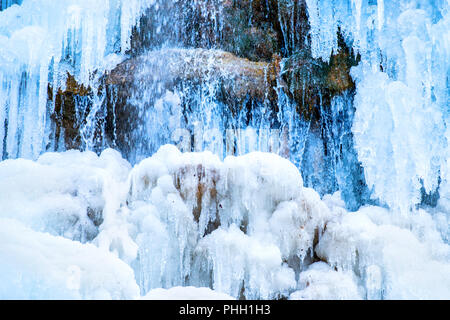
0,0,156,159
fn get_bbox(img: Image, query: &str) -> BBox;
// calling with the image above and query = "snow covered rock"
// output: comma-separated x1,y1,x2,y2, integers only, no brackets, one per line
122,145,334,298
0,218,139,299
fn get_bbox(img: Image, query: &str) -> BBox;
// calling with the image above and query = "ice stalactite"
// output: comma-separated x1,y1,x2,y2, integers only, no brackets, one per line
0,0,156,159
303,0,449,213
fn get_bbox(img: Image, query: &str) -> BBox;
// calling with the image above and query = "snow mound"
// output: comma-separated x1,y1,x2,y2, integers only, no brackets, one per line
0,218,139,299
0,148,130,243
290,262,363,300
316,205,450,299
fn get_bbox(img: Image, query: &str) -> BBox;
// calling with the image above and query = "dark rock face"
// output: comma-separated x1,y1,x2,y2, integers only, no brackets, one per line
215,0,283,61
127,0,285,62
281,34,360,124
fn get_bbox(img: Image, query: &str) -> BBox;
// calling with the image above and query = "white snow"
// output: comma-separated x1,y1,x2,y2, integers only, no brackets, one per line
290,262,363,300
316,204,450,299
0,218,139,299
0,148,130,243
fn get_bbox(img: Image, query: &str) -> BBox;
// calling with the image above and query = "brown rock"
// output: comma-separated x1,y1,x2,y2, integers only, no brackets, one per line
49,73,93,150
173,163,221,236
107,48,271,102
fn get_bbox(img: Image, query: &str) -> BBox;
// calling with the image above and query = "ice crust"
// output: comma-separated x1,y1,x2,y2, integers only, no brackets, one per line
0,146,449,299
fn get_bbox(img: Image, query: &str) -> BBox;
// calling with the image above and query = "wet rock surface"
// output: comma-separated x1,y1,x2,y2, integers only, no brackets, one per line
46,0,366,209
106,48,271,102
48,74,92,150
50,0,359,152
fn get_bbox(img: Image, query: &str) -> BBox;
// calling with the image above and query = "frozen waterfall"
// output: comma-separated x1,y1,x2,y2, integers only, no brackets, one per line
0,0,449,300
